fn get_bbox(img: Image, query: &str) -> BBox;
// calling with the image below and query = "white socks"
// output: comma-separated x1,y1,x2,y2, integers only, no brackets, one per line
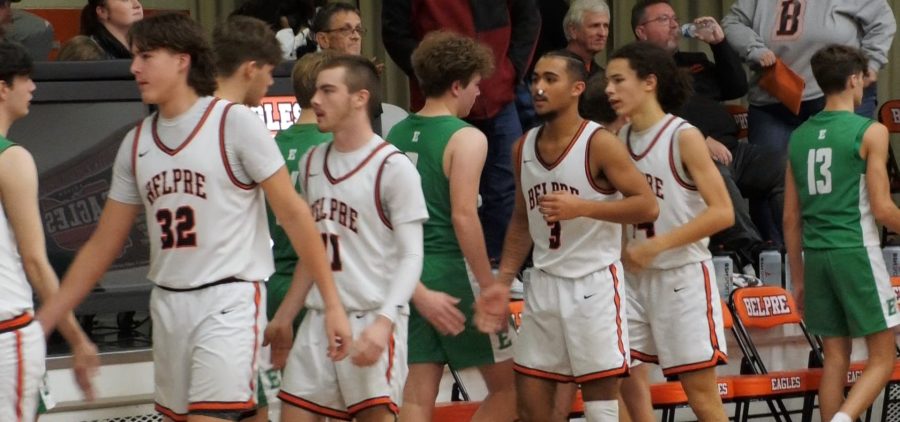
830,411,852,422
584,400,618,422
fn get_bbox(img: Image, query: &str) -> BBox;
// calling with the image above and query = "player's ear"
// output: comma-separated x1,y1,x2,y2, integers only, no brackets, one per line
572,80,586,97
450,80,463,97
643,73,658,93
353,88,370,110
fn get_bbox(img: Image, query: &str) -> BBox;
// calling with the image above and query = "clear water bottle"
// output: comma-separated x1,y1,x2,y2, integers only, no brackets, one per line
883,246,900,276
759,250,783,287
712,255,734,299
681,22,713,39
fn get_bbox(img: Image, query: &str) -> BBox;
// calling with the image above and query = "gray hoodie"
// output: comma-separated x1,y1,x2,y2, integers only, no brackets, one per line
722,0,895,105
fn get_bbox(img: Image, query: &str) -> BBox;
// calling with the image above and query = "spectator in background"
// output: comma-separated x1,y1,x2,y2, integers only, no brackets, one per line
383,0,541,263
57,34,104,60
633,0,776,267
721,0,895,245
0,0,54,60
564,0,610,77
311,2,362,56
80,0,143,59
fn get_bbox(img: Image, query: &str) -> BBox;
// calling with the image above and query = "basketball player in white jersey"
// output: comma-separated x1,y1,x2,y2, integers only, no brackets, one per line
606,42,734,422
479,50,658,422
35,14,351,422
265,55,426,422
0,40,99,422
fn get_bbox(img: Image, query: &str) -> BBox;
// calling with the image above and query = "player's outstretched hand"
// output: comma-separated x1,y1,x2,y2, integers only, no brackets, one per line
474,283,510,334
412,288,465,336
539,191,583,222
325,307,353,362
72,339,99,401
351,316,392,367
263,317,294,369
623,241,660,273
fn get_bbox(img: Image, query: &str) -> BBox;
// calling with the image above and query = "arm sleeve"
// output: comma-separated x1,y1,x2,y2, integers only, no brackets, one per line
856,0,896,72
377,221,423,322
381,0,418,77
721,0,770,64
107,128,143,205
224,105,286,184
376,153,428,322
508,0,541,81
709,40,749,100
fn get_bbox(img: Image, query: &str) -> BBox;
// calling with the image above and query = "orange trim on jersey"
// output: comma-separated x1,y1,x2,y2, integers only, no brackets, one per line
347,396,399,416
513,362,575,382
219,103,257,190
324,142,391,184
662,350,727,376
667,121,697,191
374,151,404,229
631,350,659,364
187,399,255,413
130,120,144,178
611,264,627,368
385,332,395,384
277,391,351,420
574,362,628,383
248,283,261,397
535,119,588,171
153,98,220,156
0,313,32,334
584,126,618,194
701,263,723,353
731,285,802,329
15,330,23,421
627,115,677,161
155,402,188,421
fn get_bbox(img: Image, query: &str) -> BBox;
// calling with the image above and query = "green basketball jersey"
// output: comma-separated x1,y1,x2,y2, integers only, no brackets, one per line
0,135,15,153
788,110,878,249
388,115,469,255
267,123,332,277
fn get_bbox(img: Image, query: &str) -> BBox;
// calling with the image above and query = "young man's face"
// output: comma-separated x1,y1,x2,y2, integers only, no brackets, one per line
531,56,583,120
635,3,680,54
605,58,653,117
130,47,187,105
1,75,35,120
569,11,610,55
456,74,481,118
311,66,363,132
245,63,275,107
317,11,363,55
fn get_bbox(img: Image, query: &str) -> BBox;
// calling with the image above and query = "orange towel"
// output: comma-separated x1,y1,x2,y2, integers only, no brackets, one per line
759,58,805,115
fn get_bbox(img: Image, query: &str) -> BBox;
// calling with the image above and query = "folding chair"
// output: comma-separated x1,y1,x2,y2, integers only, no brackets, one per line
728,285,824,422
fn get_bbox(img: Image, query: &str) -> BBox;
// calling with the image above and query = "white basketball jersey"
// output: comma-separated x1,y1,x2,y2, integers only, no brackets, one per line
133,99,274,289
302,139,420,311
0,196,32,321
623,114,711,269
520,120,623,278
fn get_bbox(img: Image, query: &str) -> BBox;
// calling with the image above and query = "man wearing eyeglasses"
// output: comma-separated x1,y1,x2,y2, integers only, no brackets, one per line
312,2,364,56
629,0,781,283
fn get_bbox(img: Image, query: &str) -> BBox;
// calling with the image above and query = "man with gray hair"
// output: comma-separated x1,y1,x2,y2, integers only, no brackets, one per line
564,0,610,76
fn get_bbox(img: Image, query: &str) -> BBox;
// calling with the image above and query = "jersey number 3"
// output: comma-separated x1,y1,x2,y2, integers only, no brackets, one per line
157,206,196,249
806,148,832,195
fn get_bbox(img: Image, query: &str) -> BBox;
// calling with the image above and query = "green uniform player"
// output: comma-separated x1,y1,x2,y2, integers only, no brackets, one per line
784,45,900,422
389,32,517,422
788,110,900,336
390,115,514,368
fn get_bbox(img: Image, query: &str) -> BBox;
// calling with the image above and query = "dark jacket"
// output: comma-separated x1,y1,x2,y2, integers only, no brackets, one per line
382,0,540,119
